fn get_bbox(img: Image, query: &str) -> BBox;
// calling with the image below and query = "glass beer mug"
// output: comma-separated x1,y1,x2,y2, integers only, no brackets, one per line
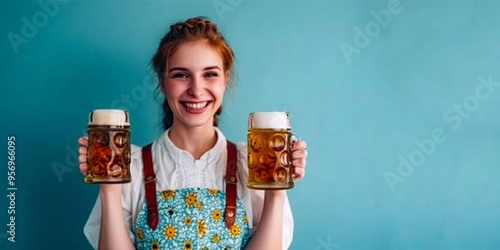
247,112,299,190
85,109,131,183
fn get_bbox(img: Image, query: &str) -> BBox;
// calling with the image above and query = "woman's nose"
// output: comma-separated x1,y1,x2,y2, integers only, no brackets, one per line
188,77,205,97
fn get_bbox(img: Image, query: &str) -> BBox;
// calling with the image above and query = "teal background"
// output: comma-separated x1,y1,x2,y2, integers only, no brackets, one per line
1,0,500,249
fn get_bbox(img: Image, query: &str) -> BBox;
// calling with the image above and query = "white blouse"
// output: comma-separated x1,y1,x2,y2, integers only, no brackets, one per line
83,128,294,249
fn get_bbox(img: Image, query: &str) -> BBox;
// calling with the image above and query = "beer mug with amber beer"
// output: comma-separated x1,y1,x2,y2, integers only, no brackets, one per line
247,112,299,190
85,109,131,183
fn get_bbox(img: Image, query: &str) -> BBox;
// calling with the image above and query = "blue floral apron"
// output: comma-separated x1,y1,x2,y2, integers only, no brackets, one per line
134,141,250,250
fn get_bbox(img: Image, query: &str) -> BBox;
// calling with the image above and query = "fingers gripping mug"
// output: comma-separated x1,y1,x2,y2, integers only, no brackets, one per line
85,109,131,184
247,112,299,190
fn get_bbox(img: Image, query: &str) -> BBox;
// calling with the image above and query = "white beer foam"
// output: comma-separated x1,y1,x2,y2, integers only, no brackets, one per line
89,109,130,126
251,112,290,129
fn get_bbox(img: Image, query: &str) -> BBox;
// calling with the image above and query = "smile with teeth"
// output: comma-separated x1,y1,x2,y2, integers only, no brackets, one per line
182,101,209,110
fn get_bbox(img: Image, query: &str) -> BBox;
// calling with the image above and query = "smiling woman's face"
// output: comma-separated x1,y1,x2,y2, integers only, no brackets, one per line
162,40,228,130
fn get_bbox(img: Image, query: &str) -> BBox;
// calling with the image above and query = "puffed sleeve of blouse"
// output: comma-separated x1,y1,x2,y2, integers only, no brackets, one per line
83,145,142,249
236,142,294,250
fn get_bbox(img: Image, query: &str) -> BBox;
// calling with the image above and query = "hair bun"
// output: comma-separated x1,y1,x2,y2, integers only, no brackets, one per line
169,16,219,35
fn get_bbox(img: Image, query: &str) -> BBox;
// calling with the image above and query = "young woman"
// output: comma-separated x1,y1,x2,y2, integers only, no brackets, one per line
78,16,308,250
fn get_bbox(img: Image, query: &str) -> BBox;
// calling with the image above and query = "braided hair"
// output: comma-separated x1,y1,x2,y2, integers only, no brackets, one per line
151,16,235,130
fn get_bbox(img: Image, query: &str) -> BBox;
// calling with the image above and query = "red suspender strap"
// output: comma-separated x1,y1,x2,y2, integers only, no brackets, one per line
141,143,159,231
225,140,238,229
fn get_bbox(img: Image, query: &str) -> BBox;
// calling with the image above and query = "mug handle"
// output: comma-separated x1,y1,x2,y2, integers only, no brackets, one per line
288,133,300,166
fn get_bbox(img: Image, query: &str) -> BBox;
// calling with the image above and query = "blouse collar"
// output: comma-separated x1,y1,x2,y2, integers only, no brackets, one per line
158,127,227,162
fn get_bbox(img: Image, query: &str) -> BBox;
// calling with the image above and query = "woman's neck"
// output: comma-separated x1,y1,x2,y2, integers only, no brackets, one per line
168,123,218,160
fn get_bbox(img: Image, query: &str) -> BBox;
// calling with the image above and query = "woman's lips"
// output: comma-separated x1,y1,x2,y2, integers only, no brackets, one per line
181,101,211,113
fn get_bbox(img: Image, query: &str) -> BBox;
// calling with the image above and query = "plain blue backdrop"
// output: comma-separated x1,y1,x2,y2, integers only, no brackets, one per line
1,0,500,249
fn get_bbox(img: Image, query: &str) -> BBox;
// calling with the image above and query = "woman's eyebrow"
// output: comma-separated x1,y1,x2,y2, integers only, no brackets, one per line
168,66,221,72
204,66,222,71
168,67,188,73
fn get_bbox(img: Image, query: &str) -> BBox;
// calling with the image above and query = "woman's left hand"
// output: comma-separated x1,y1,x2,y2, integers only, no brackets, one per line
291,140,308,182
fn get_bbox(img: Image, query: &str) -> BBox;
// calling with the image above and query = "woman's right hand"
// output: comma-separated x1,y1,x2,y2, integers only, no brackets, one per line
78,137,89,175
78,137,122,192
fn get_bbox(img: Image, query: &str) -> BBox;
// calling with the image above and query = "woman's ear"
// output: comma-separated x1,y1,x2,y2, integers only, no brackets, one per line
159,77,167,95
225,71,231,85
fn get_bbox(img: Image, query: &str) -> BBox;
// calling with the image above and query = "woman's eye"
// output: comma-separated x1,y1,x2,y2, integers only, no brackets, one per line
171,73,188,78
205,72,218,77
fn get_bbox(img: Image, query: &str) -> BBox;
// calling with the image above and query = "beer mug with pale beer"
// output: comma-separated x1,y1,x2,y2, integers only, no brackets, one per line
85,109,131,183
247,112,298,190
